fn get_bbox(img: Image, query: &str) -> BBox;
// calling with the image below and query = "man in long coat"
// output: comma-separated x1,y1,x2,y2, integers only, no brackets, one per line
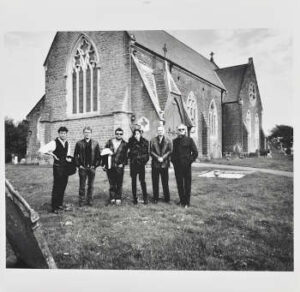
171,124,198,208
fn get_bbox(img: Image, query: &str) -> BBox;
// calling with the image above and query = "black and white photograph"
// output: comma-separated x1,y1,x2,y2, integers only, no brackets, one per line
0,0,298,292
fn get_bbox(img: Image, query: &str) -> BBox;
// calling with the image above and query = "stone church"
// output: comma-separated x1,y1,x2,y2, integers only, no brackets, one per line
26,30,265,163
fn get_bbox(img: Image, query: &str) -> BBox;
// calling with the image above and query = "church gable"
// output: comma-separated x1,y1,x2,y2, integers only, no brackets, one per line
131,53,162,119
239,58,263,112
44,31,131,122
239,58,263,153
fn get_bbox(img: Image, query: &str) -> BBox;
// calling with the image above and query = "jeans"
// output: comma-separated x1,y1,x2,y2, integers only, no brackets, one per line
130,165,147,202
152,167,170,202
78,167,96,203
52,165,69,211
107,166,124,200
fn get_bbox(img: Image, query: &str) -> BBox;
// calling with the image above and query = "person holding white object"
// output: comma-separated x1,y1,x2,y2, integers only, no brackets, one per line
102,128,128,205
39,126,72,214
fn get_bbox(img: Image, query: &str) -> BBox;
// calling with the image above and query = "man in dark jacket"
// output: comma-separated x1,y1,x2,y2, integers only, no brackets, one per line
103,128,128,205
128,128,149,204
74,127,101,206
150,126,172,203
171,124,198,208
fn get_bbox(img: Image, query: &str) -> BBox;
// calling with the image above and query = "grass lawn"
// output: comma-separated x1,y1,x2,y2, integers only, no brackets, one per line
207,152,293,172
5,164,293,270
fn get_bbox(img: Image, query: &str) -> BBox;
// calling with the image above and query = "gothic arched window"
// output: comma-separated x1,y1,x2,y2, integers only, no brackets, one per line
209,99,218,137
37,117,45,147
255,113,259,150
69,36,99,115
186,92,198,126
186,92,198,142
248,82,257,106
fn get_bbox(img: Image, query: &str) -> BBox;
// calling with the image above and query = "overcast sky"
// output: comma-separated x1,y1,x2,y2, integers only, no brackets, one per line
3,29,292,134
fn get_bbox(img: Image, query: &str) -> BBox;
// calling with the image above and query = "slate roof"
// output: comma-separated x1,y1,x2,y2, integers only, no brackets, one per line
216,64,248,103
127,30,225,90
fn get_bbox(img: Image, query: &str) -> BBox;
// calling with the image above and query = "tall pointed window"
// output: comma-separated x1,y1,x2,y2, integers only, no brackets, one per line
248,82,257,106
209,99,218,137
255,113,259,150
246,110,252,151
37,117,45,147
70,36,99,115
186,92,198,141
186,92,198,127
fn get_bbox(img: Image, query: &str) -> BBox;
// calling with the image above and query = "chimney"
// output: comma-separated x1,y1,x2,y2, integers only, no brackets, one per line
163,43,168,58
210,52,215,62
248,57,253,64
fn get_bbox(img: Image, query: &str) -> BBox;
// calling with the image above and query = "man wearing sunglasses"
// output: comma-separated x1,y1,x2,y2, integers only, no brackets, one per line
171,124,198,208
103,128,128,205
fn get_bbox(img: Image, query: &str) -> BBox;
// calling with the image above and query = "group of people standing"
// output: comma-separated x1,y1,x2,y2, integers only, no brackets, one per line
39,124,198,214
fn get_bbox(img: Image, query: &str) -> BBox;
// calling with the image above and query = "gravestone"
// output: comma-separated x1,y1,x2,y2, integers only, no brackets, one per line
6,179,57,269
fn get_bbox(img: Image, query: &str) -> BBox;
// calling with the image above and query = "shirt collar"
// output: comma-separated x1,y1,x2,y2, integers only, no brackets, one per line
58,137,67,146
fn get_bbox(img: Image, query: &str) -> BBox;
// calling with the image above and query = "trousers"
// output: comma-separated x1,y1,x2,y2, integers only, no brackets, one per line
52,165,69,211
107,167,124,200
151,167,170,202
130,165,147,201
174,164,192,206
78,167,96,202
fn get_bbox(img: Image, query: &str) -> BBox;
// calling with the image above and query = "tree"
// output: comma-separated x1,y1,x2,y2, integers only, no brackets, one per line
5,118,29,163
268,124,293,151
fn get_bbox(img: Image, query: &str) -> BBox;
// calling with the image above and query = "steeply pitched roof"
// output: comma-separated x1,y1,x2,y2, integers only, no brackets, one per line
131,54,163,119
127,30,225,90
26,95,46,118
216,64,248,103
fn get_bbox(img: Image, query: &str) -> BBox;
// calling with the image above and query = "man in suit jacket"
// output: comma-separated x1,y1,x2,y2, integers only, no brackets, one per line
171,124,198,208
74,126,101,206
103,128,128,205
150,126,172,203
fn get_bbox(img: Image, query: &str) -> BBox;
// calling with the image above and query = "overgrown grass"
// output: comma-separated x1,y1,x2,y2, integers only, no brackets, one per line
5,164,293,270
207,152,293,172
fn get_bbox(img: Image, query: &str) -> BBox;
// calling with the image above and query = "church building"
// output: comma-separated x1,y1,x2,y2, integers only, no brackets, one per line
26,31,265,163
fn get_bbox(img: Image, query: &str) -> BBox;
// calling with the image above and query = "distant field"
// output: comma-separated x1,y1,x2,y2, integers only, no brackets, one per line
5,164,293,270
